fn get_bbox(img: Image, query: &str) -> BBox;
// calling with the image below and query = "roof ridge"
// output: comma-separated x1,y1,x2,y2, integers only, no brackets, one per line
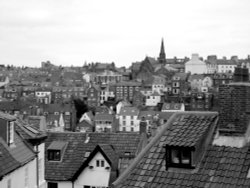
112,111,218,187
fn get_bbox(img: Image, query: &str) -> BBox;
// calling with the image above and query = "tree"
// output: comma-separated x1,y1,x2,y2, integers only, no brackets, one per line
73,98,88,123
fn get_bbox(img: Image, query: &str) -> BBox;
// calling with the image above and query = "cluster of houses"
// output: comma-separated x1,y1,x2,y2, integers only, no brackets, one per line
1,40,250,188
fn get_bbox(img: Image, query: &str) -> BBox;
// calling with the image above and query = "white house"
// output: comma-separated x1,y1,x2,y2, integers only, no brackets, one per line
79,112,94,124
145,91,161,106
35,90,52,104
217,61,237,73
116,100,131,115
185,54,207,74
118,106,140,132
45,132,144,188
0,112,47,188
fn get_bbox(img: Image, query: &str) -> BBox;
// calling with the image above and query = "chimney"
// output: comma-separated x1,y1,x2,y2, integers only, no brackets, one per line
191,54,199,61
139,117,147,135
233,66,249,82
207,55,217,61
218,83,250,136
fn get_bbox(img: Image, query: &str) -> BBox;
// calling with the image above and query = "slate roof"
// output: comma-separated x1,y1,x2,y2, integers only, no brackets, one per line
0,138,20,179
0,128,36,179
45,132,142,181
119,107,140,116
112,112,250,188
0,111,16,121
161,103,184,111
95,113,114,122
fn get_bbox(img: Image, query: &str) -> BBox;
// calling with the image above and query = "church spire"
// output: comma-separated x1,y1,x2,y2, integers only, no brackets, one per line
158,38,166,64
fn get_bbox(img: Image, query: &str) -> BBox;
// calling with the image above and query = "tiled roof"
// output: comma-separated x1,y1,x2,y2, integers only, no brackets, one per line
173,72,189,80
0,138,20,179
189,74,205,81
45,132,142,181
119,107,140,116
161,103,183,111
164,114,216,147
95,113,114,122
15,119,47,141
0,111,16,121
113,112,243,188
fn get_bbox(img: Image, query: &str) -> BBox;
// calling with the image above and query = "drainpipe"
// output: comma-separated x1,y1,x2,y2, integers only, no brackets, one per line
72,181,74,188
36,145,39,188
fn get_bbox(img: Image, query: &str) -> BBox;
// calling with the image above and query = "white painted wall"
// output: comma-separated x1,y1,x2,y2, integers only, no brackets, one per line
185,54,207,74
74,152,111,188
145,95,161,106
0,158,36,188
118,115,140,132
38,143,46,188
217,64,236,73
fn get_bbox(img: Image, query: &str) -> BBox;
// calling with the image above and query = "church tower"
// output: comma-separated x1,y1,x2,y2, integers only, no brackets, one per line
158,38,166,64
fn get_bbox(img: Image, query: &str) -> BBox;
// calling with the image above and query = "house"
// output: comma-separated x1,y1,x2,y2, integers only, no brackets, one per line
94,70,122,85
206,55,218,73
145,91,162,106
35,88,52,104
94,113,115,132
151,75,166,93
0,75,9,88
86,84,100,107
43,103,76,132
185,53,207,74
112,66,250,188
75,120,94,133
161,102,185,112
118,106,140,132
0,112,47,188
190,92,213,111
171,72,189,95
132,57,155,82
111,81,141,103
116,100,132,115
45,132,145,188
217,58,237,73
79,112,94,124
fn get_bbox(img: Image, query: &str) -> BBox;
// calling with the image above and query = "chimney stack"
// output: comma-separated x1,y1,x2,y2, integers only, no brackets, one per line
218,66,250,136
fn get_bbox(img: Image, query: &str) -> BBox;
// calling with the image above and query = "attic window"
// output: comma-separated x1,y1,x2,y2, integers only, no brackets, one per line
47,141,67,162
48,150,61,161
166,147,193,169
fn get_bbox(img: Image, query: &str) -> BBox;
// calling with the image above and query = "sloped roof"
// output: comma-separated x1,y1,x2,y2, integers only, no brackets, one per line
0,111,16,121
0,138,20,179
173,72,189,80
119,106,140,116
45,132,142,181
111,112,250,188
162,103,184,111
189,74,205,81
95,113,114,121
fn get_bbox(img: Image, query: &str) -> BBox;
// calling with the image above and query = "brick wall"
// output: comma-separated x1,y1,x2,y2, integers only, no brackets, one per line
219,84,250,135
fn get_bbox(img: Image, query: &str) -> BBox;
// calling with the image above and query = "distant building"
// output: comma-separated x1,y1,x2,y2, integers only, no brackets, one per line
185,54,207,74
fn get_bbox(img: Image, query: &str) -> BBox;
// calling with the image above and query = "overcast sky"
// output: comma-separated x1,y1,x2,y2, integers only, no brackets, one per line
0,0,250,67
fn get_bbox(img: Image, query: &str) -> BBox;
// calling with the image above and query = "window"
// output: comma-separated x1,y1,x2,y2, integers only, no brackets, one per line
96,160,100,167
48,150,61,161
122,127,126,131
131,127,134,132
167,147,192,168
47,182,58,188
101,160,105,167
131,121,134,125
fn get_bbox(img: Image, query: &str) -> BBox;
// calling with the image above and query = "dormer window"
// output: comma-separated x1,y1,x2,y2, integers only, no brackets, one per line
166,146,193,169
47,141,67,162
48,150,61,161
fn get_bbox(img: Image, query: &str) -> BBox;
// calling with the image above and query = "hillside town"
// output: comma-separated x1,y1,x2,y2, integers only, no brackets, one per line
1,39,250,188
